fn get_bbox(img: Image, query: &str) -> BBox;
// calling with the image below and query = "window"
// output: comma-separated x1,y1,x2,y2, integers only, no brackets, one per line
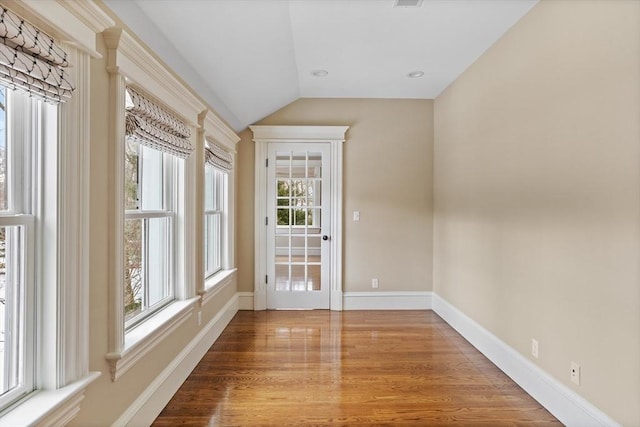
105,31,205,382
204,164,227,278
124,139,175,329
122,86,191,331
0,87,55,409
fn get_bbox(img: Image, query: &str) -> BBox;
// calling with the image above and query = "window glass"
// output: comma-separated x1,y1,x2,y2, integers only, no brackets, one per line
124,218,142,321
140,145,163,211
0,225,26,396
204,164,227,279
0,87,6,212
204,164,214,212
124,141,174,329
124,140,139,211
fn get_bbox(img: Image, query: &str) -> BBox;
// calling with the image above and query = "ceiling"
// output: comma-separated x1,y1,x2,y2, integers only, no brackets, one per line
104,0,538,132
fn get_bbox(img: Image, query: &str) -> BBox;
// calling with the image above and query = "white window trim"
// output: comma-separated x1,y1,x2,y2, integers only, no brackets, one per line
103,28,208,382
250,126,348,311
0,2,113,425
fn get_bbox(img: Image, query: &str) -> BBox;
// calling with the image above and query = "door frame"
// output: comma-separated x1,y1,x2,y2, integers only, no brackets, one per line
250,125,348,311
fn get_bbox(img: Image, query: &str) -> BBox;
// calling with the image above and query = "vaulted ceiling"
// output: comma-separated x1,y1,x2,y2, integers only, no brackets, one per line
104,0,538,131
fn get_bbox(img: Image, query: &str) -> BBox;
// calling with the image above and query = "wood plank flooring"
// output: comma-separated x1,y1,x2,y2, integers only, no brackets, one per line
153,310,562,426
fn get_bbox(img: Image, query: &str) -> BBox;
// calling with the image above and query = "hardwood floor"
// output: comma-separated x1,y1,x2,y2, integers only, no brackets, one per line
153,310,562,426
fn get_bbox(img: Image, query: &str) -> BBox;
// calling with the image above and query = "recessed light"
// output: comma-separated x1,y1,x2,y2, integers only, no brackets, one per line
407,70,424,78
311,70,328,77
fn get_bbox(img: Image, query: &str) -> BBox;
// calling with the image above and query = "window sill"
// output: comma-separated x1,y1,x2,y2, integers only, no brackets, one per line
0,372,100,427
105,298,198,381
200,268,237,307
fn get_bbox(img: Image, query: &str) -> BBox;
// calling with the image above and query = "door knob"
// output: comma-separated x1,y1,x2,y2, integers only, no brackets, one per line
322,235,329,241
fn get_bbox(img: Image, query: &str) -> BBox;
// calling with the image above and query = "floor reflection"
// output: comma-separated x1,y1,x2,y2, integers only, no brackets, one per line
152,311,562,427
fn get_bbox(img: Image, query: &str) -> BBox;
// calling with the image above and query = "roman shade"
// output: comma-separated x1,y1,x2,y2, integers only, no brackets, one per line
205,138,233,172
0,7,74,103
125,86,193,159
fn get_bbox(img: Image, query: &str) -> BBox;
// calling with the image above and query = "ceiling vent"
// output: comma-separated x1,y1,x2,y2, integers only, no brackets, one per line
393,0,423,7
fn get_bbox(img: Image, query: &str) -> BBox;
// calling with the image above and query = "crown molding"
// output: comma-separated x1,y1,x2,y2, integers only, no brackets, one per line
103,27,206,127
250,125,349,142
202,110,240,153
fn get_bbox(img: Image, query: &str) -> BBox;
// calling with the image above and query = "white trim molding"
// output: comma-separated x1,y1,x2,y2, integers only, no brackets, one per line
251,125,349,142
112,294,240,427
105,299,198,381
203,109,240,153
237,292,255,310
250,125,348,311
432,295,621,427
343,291,433,310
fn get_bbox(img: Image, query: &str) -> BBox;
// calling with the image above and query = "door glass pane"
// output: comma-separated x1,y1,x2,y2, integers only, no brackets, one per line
307,264,321,291
275,263,290,291
290,264,306,292
277,208,290,226
292,208,309,226
307,236,321,256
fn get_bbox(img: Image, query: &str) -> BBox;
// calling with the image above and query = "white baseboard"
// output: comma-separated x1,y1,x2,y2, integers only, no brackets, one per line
342,291,433,310
432,294,620,427
237,292,254,310
113,293,240,427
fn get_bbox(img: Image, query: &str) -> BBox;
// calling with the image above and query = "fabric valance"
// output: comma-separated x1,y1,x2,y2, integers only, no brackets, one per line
125,86,193,159
0,7,74,103
205,138,233,172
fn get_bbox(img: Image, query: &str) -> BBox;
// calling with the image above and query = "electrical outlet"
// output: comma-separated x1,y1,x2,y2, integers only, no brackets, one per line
371,278,379,289
531,338,539,359
571,361,580,385
353,211,360,221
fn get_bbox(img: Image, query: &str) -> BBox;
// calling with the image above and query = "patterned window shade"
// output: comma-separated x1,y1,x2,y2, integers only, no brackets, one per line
0,7,74,103
125,86,193,159
205,138,233,172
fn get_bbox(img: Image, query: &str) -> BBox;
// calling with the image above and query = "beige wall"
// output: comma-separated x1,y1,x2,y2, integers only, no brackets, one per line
237,98,434,294
433,1,640,425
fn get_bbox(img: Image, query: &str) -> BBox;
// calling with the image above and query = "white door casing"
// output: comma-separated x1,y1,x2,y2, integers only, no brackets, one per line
251,125,348,311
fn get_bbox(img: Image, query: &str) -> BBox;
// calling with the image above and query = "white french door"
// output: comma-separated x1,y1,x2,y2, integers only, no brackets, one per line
266,143,331,309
